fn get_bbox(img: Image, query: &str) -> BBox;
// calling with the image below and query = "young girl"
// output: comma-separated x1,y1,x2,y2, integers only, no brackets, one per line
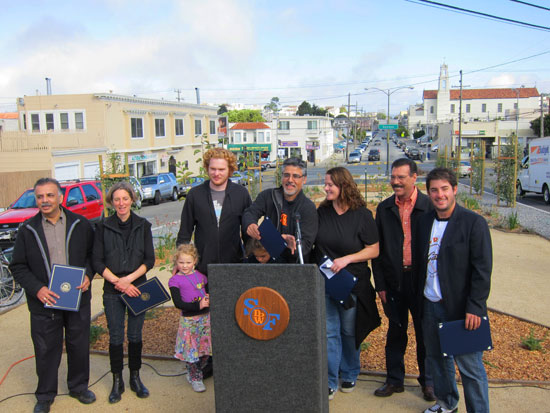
168,244,211,393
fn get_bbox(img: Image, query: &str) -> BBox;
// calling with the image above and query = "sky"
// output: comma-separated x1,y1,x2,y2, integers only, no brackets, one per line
1,0,549,115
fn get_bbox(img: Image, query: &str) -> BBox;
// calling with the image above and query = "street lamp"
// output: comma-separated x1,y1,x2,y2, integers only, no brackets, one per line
365,86,414,175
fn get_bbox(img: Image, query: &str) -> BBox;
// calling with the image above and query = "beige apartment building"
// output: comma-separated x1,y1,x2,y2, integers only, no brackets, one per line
0,93,218,205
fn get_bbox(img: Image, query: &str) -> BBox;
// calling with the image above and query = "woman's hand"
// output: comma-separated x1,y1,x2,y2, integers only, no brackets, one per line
115,276,132,292
199,294,210,309
331,256,350,273
123,284,141,298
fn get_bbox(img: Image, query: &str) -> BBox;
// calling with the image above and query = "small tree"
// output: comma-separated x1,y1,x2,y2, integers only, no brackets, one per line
396,126,409,138
377,112,387,120
217,104,229,115
530,114,550,137
413,130,425,140
492,136,522,206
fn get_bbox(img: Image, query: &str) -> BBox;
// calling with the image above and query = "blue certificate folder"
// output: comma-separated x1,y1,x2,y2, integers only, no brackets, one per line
438,316,493,357
258,217,287,259
120,277,171,316
45,264,85,312
319,257,357,302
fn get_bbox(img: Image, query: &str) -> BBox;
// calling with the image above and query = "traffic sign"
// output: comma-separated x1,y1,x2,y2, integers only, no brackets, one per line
379,124,399,130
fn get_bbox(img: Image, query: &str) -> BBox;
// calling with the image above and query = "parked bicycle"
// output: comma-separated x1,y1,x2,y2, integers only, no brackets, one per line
0,247,24,308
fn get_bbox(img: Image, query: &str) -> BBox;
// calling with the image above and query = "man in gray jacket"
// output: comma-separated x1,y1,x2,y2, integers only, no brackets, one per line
10,178,96,413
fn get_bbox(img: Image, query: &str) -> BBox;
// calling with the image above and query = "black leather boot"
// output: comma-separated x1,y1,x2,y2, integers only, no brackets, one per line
108,344,124,403
129,370,149,398
108,372,124,404
128,342,149,398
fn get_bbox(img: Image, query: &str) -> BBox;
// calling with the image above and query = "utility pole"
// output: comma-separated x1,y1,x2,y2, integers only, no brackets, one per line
458,70,463,165
174,89,182,102
541,94,545,138
346,93,351,163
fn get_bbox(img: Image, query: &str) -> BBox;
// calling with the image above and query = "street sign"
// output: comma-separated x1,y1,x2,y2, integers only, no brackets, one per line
379,124,399,130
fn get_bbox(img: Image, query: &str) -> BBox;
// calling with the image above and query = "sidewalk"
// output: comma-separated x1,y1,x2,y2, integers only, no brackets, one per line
2,241,550,412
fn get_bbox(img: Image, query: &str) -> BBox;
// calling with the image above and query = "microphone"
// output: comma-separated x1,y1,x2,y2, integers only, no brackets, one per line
294,213,304,264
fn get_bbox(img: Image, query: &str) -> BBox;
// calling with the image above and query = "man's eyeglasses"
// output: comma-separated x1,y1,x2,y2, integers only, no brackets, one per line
282,173,304,180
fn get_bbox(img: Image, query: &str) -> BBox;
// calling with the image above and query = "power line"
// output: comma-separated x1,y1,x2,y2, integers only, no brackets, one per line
405,0,550,32
510,0,550,12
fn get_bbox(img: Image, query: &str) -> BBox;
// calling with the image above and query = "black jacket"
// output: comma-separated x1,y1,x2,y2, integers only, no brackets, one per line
10,207,94,316
372,189,432,293
416,204,492,320
242,187,318,262
92,211,155,294
177,180,252,275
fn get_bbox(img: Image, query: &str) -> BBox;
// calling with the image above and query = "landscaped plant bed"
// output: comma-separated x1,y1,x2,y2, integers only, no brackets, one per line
90,300,550,382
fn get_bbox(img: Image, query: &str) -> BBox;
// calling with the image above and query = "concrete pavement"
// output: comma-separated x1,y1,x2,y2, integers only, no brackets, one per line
1,230,550,412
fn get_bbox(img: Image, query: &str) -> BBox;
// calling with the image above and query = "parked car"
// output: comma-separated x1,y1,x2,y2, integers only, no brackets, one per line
263,159,279,169
139,173,184,205
128,175,144,209
230,171,246,186
408,148,422,160
181,176,206,195
368,149,381,161
0,180,104,249
348,151,362,164
431,144,439,153
458,161,472,177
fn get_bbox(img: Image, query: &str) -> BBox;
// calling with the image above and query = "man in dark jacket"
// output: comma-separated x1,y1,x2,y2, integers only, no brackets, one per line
177,147,251,275
10,178,96,413
372,159,434,401
243,157,318,263
418,168,491,413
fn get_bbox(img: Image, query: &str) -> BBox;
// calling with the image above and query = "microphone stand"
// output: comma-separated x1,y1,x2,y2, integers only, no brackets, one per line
295,213,304,264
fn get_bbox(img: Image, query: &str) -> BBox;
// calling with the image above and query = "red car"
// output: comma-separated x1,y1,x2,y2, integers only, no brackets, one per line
0,180,104,249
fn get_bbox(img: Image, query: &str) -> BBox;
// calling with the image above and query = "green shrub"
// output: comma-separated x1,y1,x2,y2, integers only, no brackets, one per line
90,325,107,344
507,211,520,230
520,328,548,352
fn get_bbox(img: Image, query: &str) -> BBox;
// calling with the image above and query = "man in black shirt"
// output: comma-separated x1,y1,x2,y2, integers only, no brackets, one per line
177,148,251,275
243,157,318,262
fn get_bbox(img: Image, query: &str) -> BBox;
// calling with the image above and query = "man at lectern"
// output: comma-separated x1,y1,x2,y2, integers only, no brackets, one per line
10,178,96,413
243,157,318,263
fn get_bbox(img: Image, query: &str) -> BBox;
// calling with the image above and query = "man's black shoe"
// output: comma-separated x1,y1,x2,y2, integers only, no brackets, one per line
374,383,405,397
33,400,52,413
69,389,96,404
422,385,436,401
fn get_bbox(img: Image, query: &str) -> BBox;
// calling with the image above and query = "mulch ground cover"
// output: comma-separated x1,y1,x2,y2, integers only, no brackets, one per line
91,300,550,382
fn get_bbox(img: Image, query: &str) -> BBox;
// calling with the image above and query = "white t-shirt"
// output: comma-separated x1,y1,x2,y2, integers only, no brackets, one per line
424,218,448,302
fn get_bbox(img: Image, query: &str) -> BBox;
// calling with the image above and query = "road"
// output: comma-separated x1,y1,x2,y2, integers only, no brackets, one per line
137,139,549,238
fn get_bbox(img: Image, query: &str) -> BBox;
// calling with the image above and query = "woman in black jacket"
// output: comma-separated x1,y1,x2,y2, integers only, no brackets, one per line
92,181,155,404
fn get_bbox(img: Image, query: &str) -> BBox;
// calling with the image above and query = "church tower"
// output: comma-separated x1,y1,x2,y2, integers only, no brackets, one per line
436,63,451,121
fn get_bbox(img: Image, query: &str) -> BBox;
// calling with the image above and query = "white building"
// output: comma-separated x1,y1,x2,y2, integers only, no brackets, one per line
275,115,336,164
228,122,274,162
0,113,19,133
408,64,543,154
409,64,541,131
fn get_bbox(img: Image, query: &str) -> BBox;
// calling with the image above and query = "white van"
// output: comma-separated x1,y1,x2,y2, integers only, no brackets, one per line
517,137,550,204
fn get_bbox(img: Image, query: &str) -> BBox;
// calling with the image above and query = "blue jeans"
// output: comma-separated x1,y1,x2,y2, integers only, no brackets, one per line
103,293,145,345
326,294,360,390
422,299,489,413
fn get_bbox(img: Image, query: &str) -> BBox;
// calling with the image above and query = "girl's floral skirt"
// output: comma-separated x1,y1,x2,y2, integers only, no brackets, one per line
174,313,212,363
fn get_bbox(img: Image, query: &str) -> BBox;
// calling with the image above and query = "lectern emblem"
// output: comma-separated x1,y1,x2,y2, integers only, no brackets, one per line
60,282,71,293
235,287,290,341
